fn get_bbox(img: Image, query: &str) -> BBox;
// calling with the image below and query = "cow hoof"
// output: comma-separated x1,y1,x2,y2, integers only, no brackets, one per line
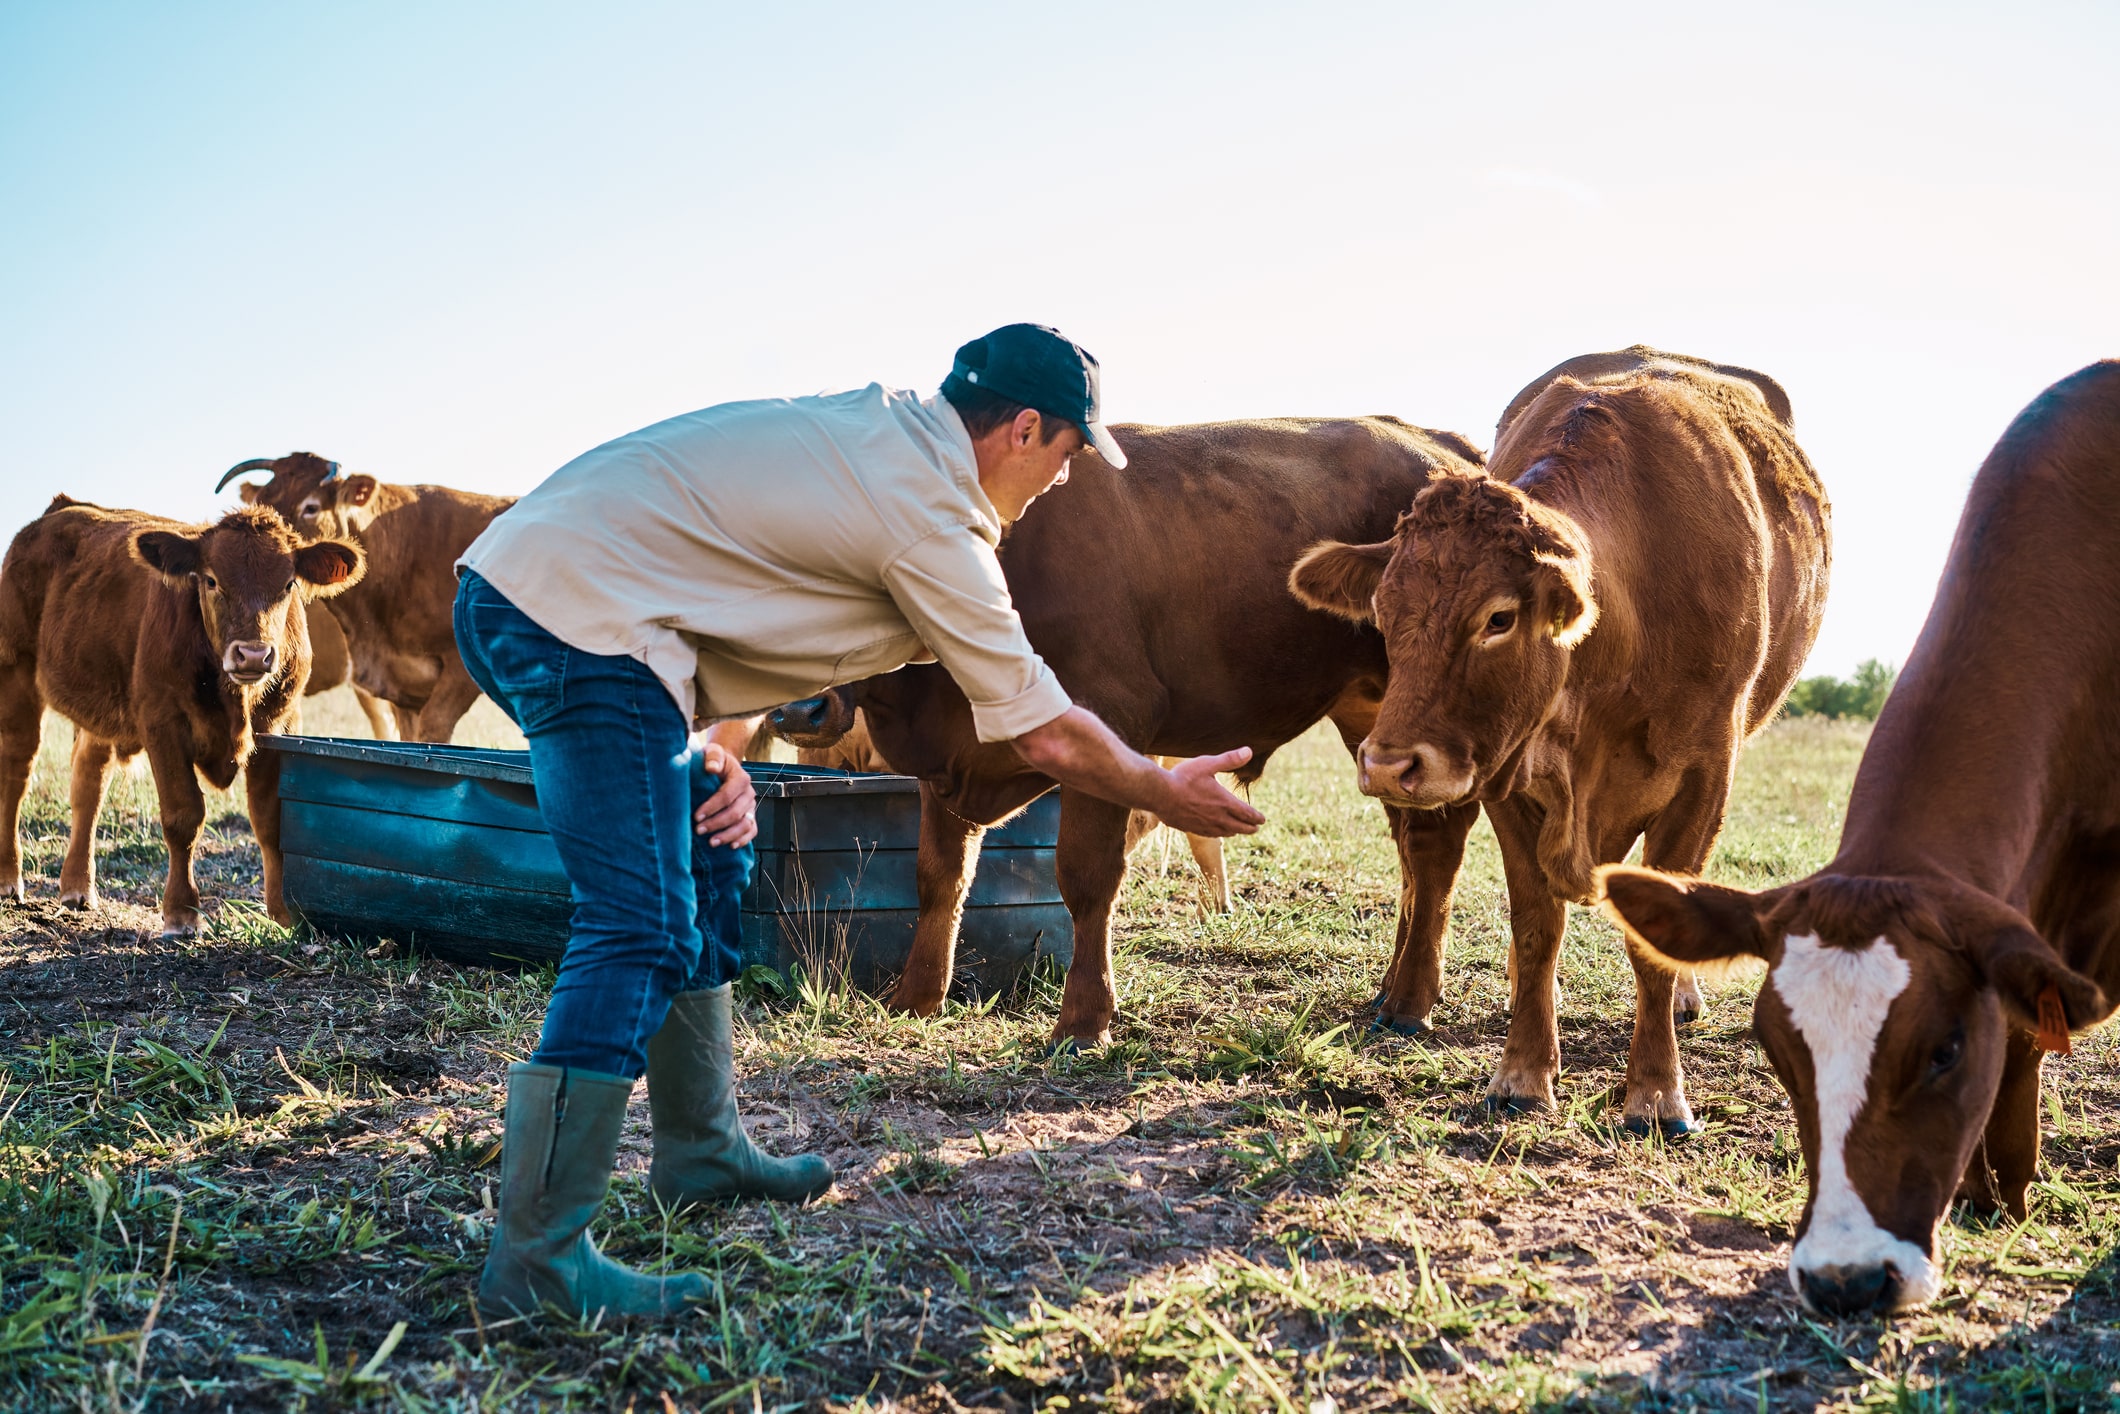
1369,1014,1430,1037
1673,1004,1702,1027
60,892,96,912
1483,1093,1548,1118
158,922,199,941
1622,1114,1703,1141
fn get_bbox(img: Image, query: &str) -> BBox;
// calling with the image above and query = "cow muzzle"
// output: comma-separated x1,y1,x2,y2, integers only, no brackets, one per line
1356,741,1476,809
222,641,279,684
768,693,856,748
1797,1261,1902,1317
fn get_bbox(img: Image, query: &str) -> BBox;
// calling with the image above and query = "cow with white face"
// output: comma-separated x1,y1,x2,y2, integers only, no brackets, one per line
1599,360,2120,1315
1600,870,2103,1313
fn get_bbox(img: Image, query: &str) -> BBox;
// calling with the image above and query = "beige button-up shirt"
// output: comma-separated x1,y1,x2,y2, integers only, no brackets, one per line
458,384,1072,742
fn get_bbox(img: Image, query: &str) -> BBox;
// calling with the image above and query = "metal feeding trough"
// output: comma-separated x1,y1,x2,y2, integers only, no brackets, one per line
259,736,1071,997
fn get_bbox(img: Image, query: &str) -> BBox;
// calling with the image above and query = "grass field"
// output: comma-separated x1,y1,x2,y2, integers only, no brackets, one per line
1,689,2115,1411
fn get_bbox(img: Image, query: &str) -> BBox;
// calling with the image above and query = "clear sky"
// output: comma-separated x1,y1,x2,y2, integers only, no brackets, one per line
4,2,2114,677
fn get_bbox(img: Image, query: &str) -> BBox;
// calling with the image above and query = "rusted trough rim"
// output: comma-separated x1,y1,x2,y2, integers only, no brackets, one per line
257,734,923,797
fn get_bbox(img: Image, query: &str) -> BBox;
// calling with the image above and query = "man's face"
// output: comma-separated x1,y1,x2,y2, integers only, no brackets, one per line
975,410,1086,523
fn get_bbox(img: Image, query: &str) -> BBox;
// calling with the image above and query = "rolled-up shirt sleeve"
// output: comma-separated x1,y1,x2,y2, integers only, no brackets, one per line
882,525,1073,742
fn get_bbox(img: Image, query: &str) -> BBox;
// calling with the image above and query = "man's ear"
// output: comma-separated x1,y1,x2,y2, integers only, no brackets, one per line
294,540,365,598
1974,923,2108,1037
131,529,204,586
1289,540,1394,623
1535,552,1598,647
336,474,380,509
1597,865,1773,979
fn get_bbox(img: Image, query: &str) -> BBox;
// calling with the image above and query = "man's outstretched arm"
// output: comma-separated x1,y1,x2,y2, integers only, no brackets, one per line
1009,706,1263,837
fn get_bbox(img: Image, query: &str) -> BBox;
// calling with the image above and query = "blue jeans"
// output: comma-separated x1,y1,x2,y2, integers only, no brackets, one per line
453,570,754,1078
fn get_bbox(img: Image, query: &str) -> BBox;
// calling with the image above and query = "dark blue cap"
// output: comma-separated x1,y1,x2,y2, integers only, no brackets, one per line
944,323,1126,468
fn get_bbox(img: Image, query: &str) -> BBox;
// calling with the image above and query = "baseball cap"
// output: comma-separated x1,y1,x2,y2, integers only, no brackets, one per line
944,323,1127,469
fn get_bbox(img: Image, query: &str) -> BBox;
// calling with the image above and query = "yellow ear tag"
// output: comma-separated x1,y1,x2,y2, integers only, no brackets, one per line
2033,984,2072,1055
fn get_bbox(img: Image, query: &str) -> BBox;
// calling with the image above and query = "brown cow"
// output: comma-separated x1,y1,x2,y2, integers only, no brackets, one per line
0,499,363,935
1598,361,2120,1315
302,602,399,739
1290,350,1830,1135
777,416,1485,1046
217,453,512,742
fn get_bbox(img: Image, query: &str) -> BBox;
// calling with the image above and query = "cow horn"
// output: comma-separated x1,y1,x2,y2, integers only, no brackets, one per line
321,461,341,482
215,458,280,492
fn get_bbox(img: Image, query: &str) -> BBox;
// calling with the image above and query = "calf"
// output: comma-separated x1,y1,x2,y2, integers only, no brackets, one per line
1600,361,2120,1314
0,500,363,934
1291,350,1830,1134
784,415,1484,1045
217,453,513,742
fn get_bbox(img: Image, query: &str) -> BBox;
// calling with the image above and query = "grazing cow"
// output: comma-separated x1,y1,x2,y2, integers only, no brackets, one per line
302,602,399,739
0,499,363,935
767,703,1232,914
1599,361,2120,1314
217,453,512,742
1290,349,1830,1135
773,416,1486,1045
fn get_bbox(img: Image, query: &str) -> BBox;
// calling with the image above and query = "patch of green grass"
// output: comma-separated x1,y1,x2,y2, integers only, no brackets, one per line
2,697,2116,1410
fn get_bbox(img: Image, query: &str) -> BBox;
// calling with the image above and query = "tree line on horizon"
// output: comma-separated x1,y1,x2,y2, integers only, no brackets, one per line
1782,658,1897,721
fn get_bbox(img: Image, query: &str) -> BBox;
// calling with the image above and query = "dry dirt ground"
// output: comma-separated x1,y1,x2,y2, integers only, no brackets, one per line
1,697,2116,1411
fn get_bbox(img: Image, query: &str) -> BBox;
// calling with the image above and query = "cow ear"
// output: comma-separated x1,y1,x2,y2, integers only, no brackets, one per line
131,529,203,586
294,539,365,598
1973,922,2107,1039
1289,540,1393,622
1535,551,1598,647
336,474,380,509
237,482,260,504
1598,865,1773,980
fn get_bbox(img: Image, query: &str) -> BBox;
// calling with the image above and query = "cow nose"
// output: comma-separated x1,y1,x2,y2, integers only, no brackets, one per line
1799,1263,1900,1316
772,696,830,735
227,642,276,678
1357,743,1451,798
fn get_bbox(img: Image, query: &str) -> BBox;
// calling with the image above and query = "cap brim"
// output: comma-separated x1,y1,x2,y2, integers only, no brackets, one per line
1085,420,1128,470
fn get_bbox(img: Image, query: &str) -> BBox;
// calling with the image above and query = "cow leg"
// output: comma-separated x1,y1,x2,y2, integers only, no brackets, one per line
0,665,41,903
1957,1031,2045,1217
1374,802,1479,1034
1051,789,1132,1048
887,783,985,1015
1185,832,1232,915
407,660,483,743
354,686,401,741
390,702,419,738
144,736,207,938
1621,764,1737,1136
1484,796,1567,1112
58,733,118,910
244,745,292,927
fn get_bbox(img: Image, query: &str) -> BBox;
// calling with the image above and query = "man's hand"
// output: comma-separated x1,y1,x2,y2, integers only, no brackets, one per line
1157,747,1263,836
690,717,762,847
1010,707,1265,837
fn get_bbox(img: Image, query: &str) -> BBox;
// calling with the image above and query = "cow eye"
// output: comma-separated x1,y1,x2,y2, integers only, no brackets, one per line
1928,1029,1964,1078
284,578,297,594
1485,610,1516,636
300,506,318,519
203,574,219,591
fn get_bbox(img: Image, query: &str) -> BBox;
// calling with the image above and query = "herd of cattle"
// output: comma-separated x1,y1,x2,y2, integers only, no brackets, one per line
0,346,2114,1319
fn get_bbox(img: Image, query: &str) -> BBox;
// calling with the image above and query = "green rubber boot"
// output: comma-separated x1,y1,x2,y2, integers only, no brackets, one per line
647,985,834,1206
477,1063,708,1321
